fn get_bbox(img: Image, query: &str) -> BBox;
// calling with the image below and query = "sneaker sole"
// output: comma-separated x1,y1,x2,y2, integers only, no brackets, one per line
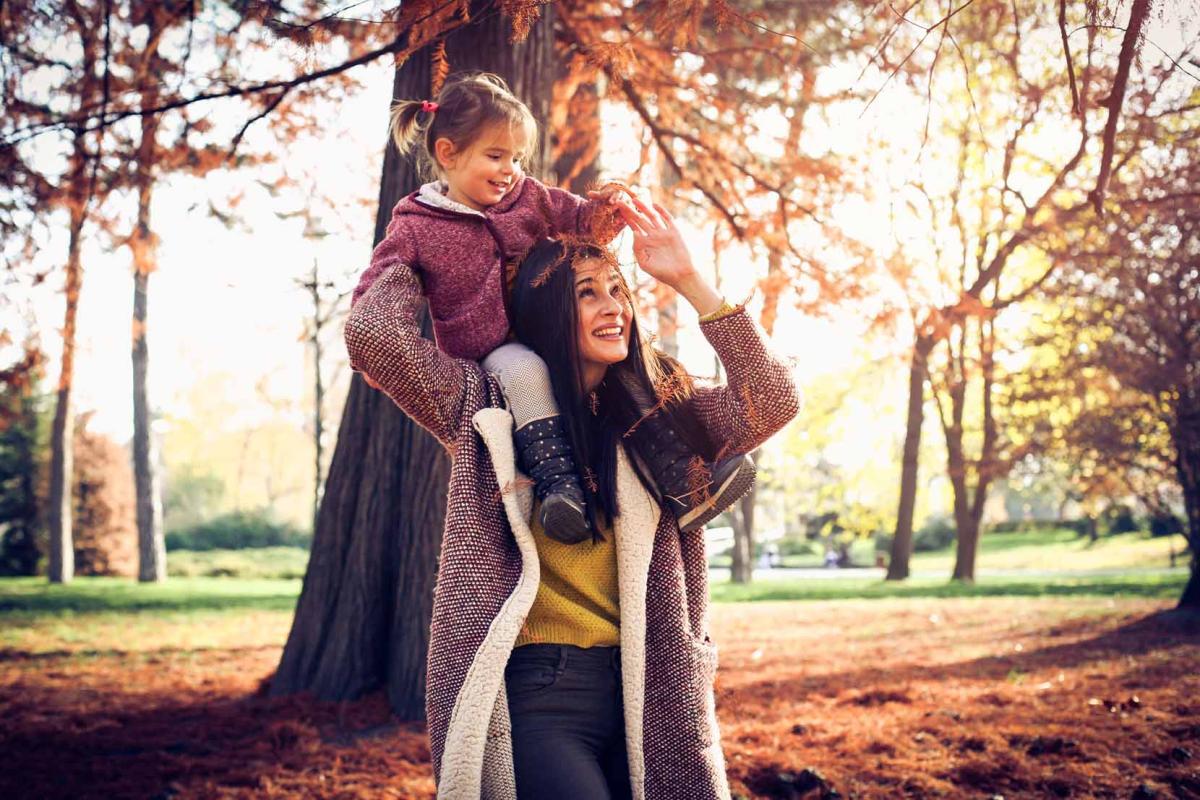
540,496,593,544
677,457,757,533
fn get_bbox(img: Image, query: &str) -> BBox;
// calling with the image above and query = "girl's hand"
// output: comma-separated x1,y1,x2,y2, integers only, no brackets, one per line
586,183,632,205
618,196,723,315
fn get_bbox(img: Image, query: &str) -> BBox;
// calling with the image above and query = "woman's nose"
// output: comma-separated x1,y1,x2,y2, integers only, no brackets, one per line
599,293,622,315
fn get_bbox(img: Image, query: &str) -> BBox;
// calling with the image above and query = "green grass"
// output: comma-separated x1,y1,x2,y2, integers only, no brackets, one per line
908,528,1185,572
167,546,310,580
0,576,301,655
709,571,1188,603
711,528,1187,572
0,575,301,613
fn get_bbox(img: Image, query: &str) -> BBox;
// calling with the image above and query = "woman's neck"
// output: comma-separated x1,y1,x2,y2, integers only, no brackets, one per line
581,363,607,395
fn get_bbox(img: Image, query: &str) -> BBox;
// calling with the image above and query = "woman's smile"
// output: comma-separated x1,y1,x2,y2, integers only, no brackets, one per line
575,258,632,390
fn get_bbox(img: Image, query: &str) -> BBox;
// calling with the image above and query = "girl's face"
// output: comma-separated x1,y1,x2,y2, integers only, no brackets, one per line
436,123,526,211
574,258,632,391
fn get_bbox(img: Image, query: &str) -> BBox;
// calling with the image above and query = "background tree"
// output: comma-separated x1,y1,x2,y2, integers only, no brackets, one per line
2,0,117,583
879,0,1104,580
0,337,45,577
1024,87,1200,604
71,413,138,577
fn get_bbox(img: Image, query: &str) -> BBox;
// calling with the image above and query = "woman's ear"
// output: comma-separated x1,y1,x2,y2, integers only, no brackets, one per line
434,137,458,170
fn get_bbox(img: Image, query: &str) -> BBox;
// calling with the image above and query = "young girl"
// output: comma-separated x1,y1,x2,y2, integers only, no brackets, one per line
352,72,754,542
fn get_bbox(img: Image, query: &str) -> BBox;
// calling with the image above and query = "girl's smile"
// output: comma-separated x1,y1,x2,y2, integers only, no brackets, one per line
437,124,527,211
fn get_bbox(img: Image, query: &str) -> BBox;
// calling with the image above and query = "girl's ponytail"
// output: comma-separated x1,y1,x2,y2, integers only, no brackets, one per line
390,72,538,179
389,99,429,155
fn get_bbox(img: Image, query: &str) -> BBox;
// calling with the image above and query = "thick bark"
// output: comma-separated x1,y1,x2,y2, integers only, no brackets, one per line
887,334,932,581
271,5,556,718
133,102,166,583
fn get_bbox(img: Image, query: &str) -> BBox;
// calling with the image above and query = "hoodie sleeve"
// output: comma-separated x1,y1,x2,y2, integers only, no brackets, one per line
351,203,418,308
523,177,625,246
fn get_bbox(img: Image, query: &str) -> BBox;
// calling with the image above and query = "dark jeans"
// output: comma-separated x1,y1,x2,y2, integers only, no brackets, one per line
505,643,634,800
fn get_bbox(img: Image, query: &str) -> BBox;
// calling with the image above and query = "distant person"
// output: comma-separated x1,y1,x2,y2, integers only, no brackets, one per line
351,72,753,543
346,199,800,799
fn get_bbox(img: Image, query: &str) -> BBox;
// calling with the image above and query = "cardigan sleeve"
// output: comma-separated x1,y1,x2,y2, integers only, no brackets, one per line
344,258,481,451
687,307,802,456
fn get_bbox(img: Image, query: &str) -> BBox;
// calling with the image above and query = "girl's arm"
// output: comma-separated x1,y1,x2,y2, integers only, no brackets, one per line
620,197,801,454
524,176,626,245
345,229,480,450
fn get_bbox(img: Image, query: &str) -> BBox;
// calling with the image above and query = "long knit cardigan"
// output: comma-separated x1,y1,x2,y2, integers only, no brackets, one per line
344,260,801,800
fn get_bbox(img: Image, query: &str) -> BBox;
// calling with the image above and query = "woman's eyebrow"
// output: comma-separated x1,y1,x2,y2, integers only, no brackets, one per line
575,276,594,287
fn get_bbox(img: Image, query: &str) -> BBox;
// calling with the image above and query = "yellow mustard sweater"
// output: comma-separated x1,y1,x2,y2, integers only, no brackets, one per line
515,500,620,648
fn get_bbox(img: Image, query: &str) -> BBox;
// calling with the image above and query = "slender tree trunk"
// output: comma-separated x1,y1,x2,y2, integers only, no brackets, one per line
313,307,325,534
271,5,557,718
48,196,86,584
730,450,758,584
132,108,166,583
887,334,932,581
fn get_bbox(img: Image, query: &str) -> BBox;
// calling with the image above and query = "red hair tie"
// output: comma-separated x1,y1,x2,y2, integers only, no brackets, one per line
421,100,439,113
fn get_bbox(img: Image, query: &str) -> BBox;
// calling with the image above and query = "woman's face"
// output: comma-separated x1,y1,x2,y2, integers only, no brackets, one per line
574,258,632,391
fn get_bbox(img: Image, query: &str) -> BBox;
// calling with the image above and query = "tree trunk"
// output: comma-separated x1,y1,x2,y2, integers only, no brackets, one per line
1175,404,1200,608
887,334,932,581
730,450,758,584
271,5,556,718
950,508,979,583
133,107,166,583
47,193,86,584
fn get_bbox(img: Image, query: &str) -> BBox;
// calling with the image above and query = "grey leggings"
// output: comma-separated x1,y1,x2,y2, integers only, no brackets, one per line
482,342,560,429
505,644,633,800
482,342,656,429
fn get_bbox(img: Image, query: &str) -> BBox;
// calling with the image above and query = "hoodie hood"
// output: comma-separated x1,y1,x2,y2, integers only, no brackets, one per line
397,177,530,220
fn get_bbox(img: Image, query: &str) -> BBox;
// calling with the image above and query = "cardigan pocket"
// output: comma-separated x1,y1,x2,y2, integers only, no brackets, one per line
690,634,719,687
684,634,721,749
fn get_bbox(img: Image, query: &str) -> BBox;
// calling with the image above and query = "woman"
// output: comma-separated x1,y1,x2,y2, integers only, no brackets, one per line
345,197,800,800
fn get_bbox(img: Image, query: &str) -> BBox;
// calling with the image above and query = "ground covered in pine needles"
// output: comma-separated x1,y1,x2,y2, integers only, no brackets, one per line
2,593,1198,799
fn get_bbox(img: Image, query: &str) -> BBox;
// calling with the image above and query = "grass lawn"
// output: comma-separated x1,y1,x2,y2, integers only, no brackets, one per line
709,571,1189,603
711,528,1188,572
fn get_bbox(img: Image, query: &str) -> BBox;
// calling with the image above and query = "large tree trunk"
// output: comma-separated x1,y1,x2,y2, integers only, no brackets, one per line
887,334,932,581
271,6,556,718
133,106,166,583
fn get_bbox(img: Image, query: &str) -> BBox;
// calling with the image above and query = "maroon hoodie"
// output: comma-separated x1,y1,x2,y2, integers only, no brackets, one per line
351,176,623,361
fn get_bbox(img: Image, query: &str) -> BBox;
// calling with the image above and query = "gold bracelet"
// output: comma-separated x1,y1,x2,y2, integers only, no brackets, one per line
698,299,738,323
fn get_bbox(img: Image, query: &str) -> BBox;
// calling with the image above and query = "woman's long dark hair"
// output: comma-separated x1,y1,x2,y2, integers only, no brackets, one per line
510,239,715,531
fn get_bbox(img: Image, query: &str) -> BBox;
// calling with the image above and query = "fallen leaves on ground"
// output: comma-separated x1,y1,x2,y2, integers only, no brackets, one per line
1,596,1197,799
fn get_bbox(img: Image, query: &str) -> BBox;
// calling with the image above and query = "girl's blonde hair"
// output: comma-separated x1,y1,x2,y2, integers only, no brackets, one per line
390,72,539,178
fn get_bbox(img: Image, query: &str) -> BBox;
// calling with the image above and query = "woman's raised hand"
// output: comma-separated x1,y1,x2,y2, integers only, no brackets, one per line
616,195,724,316
616,195,697,289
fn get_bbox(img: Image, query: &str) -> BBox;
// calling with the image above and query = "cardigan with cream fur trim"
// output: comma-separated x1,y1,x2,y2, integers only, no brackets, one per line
344,258,800,800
